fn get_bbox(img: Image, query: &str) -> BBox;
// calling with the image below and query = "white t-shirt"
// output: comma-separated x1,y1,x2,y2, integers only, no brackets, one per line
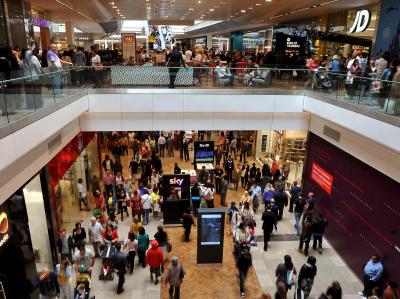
77,183,87,198
88,222,103,242
91,54,101,66
141,194,151,209
158,136,166,145
73,249,94,268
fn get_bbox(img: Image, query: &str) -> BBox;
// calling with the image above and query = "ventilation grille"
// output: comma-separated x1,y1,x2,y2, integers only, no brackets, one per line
48,134,62,152
323,125,341,142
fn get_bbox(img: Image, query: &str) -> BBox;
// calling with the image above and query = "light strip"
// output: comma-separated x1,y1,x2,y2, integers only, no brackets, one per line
55,0,97,23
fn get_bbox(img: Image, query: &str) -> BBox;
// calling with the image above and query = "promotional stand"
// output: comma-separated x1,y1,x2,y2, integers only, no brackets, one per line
162,174,190,225
197,208,225,264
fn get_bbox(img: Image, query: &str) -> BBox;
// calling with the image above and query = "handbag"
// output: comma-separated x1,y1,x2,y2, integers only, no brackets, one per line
371,80,381,93
346,74,354,85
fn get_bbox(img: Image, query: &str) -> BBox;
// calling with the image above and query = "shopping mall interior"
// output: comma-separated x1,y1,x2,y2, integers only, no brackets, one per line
0,0,400,298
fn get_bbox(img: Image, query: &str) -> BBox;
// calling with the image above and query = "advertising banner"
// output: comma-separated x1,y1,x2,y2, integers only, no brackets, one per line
194,141,214,164
122,33,136,61
304,133,400,281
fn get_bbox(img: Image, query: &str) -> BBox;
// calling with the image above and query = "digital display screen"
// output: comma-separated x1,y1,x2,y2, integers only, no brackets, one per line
200,214,222,245
195,150,214,163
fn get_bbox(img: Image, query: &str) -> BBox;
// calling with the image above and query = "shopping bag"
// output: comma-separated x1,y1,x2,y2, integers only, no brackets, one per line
371,80,381,93
346,75,354,85
292,70,298,77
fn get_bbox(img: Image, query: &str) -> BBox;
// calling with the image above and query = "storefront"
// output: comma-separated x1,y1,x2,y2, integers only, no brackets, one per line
46,132,99,234
194,36,207,48
212,34,230,52
255,130,307,183
243,28,273,53
0,170,57,298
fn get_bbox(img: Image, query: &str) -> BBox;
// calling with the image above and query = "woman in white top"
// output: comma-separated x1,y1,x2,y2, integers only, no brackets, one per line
124,232,138,273
141,189,151,225
193,47,203,85
90,51,102,88
240,202,254,222
235,222,251,244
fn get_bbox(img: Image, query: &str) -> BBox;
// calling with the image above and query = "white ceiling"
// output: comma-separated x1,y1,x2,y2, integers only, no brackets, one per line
29,0,379,34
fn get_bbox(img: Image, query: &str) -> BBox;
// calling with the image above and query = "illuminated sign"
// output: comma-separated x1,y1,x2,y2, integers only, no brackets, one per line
32,18,50,28
169,178,184,186
311,162,333,195
349,10,371,33
286,37,300,48
0,212,9,248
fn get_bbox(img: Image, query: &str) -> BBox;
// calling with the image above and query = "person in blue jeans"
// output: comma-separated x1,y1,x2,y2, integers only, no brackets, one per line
141,189,151,225
294,194,306,235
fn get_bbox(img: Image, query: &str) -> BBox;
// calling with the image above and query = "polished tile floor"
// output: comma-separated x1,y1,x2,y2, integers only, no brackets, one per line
63,135,362,299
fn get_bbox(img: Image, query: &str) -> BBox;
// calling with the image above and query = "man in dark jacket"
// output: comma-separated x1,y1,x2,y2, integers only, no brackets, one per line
214,163,224,193
312,213,328,253
166,43,185,88
174,162,181,174
182,209,196,241
237,246,252,297
289,181,301,213
111,242,128,294
102,155,114,172
274,188,288,221
262,203,277,251
299,216,313,256
57,228,74,262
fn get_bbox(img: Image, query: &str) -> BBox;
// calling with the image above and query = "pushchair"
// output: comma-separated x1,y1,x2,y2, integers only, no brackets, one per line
99,244,115,280
74,265,94,299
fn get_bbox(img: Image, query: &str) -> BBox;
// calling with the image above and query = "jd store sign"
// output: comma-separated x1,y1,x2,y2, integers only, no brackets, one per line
349,9,371,33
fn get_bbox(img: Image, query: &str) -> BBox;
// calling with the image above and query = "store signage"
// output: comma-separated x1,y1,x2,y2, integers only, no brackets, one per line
32,18,50,28
122,33,136,60
169,177,185,186
311,162,333,195
0,212,10,248
286,37,300,48
349,10,371,33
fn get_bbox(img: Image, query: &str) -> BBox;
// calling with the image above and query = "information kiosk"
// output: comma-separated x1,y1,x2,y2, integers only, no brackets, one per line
162,174,190,225
197,208,225,264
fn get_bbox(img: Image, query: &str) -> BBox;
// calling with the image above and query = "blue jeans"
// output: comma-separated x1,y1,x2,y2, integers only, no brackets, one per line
295,212,302,235
142,208,150,224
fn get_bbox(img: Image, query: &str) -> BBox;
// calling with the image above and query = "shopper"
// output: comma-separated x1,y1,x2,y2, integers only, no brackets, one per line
164,256,186,299
57,229,74,262
146,240,164,284
154,225,169,267
249,181,262,212
312,213,328,253
275,282,287,299
228,201,240,236
294,193,306,235
191,183,201,216
102,154,115,172
224,155,235,182
274,188,288,221
117,189,129,221
203,181,215,208
137,226,150,268
214,163,224,193
130,215,142,235
220,175,229,206
131,190,142,222
182,209,196,241
174,162,181,174
123,232,138,274
72,222,86,250
102,223,119,246
326,281,342,299
299,216,313,256
359,255,384,297
166,43,185,88
262,183,275,206
88,216,103,258
103,170,115,196
275,255,297,291
262,202,277,251
297,256,317,298
111,242,127,294
38,267,60,299
240,201,255,223
55,260,73,299
289,181,301,213
237,246,252,297
232,165,240,191
73,246,95,275
141,189,151,225
383,281,399,299
77,178,89,211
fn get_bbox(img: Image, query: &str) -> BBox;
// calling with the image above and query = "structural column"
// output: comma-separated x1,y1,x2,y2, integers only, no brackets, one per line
65,21,75,45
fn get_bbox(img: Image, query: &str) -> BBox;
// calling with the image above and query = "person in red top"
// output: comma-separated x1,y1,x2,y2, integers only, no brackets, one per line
383,281,399,299
102,223,119,246
145,240,164,285
131,190,142,221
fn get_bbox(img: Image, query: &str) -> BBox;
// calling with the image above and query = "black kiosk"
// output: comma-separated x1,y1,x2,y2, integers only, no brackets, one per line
197,208,225,264
162,174,190,225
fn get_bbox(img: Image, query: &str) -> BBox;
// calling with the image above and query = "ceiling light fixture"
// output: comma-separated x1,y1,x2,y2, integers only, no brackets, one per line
256,3,261,5
209,8,214,11
241,9,246,13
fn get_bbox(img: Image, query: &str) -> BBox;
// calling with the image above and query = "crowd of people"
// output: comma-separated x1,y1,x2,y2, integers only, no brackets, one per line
34,129,399,299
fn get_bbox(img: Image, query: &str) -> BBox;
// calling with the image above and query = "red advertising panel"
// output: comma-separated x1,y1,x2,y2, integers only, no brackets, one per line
311,162,333,194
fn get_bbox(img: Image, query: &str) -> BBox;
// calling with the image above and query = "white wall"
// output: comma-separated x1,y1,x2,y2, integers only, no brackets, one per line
23,174,52,272
309,115,400,183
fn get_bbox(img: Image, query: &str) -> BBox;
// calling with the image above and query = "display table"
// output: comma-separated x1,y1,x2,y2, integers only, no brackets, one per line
196,163,214,170
163,199,189,225
181,169,197,184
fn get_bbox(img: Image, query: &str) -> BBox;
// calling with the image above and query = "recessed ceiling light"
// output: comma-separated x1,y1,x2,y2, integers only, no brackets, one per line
109,2,114,4
112,5,117,8
248,6,253,10
209,8,214,11
241,9,246,13
198,0,202,3
256,3,261,5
